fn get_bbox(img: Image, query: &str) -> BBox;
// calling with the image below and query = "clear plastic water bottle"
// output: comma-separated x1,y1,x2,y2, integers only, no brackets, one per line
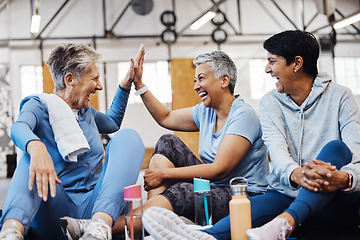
124,184,144,240
193,178,212,226
229,177,252,240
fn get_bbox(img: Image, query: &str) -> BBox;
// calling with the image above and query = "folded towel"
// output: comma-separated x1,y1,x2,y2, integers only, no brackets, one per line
37,93,90,162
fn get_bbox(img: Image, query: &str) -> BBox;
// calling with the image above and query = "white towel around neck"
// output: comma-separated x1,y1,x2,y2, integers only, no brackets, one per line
36,93,90,162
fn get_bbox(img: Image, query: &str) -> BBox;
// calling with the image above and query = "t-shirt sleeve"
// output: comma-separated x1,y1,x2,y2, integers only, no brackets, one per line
191,103,203,129
226,106,260,145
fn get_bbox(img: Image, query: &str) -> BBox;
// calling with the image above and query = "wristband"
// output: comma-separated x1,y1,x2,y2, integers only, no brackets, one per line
343,172,353,191
135,85,148,96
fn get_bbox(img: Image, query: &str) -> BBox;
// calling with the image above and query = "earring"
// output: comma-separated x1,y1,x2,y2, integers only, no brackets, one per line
69,88,72,93
294,69,297,73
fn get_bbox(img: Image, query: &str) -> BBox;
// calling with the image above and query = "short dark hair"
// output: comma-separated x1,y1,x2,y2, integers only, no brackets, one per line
263,30,319,78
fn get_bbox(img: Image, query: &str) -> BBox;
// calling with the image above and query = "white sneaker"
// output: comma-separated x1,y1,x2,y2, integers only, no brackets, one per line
79,218,112,240
142,207,216,240
60,217,90,240
0,227,24,240
247,218,292,240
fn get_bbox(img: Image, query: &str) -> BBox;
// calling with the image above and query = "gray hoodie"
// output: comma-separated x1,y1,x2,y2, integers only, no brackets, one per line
259,72,360,198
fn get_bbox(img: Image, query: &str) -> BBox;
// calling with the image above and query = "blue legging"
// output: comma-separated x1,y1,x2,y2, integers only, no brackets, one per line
0,129,144,240
204,140,360,240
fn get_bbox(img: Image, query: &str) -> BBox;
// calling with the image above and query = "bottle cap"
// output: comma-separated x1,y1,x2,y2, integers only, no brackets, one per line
124,184,142,199
194,178,210,192
230,177,248,196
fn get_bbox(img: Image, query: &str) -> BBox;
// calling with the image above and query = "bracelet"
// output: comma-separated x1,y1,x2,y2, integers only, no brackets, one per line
343,172,353,191
135,85,148,96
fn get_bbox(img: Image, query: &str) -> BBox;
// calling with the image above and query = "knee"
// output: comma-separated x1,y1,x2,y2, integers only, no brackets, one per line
112,128,143,146
324,140,347,150
154,134,180,154
156,134,178,145
317,140,352,167
149,154,174,169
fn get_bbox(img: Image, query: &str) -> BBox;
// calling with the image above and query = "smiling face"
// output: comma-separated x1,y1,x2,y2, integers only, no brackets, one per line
69,61,102,109
265,52,296,94
193,63,222,108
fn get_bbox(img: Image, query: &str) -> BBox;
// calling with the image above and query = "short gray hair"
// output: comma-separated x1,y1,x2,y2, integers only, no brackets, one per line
46,43,101,91
193,51,237,94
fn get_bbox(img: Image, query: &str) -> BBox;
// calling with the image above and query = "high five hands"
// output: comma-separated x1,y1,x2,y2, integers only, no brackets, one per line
120,44,145,90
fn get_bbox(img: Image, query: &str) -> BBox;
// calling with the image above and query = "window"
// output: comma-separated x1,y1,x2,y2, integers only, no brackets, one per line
20,65,43,99
334,57,360,95
118,61,172,104
249,59,276,99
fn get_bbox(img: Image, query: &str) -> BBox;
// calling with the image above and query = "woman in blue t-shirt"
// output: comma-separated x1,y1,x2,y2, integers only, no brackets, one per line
110,48,270,237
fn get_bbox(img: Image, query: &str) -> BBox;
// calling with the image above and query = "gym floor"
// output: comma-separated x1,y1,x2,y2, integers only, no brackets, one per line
0,178,11,210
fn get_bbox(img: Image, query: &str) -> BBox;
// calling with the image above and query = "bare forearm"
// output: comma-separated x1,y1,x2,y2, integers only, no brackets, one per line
140,89,172,127
162,163,227,182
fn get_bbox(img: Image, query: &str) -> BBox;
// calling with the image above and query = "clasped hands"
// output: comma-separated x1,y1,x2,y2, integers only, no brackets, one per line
291,159,349,193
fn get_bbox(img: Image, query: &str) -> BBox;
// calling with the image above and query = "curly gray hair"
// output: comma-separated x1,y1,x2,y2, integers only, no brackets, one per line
46,43,101,91
193,51,237,94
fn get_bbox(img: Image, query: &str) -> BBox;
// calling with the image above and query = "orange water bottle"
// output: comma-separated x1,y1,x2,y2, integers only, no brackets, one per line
229,177,251,240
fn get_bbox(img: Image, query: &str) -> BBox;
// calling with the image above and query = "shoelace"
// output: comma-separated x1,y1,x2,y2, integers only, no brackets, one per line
75,219,91,234
80,220,112,240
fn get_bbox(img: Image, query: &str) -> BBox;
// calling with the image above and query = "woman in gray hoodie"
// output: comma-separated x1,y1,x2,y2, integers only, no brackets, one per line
245,30,360,239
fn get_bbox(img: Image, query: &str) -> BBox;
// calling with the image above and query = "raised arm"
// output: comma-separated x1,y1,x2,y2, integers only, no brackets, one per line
95,47,142,133
133,45,198,132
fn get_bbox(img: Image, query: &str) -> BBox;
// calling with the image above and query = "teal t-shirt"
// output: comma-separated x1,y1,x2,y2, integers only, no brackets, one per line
192,96,269,193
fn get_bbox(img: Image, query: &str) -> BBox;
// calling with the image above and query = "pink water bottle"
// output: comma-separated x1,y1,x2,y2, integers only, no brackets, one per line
124,184,144,240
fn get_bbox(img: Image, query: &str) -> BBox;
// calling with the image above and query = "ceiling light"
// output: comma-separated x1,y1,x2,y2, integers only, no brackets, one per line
30,0,41,34
190,11,216,30
333,12,360,30
30,14,41,34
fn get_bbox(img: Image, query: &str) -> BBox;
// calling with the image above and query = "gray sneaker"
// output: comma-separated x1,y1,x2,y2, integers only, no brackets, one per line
80,218,112,240
0,227,24,240
60,217,90,240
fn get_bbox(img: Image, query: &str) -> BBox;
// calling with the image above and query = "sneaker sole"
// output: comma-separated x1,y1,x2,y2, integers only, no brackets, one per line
143,207,215,240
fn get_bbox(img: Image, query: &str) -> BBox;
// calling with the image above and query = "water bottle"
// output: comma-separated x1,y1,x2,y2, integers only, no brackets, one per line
229,177,251,240
124,184,144,240
193,178,212,226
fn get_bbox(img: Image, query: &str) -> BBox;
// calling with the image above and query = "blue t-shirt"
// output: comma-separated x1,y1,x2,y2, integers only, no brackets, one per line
192,96,269,193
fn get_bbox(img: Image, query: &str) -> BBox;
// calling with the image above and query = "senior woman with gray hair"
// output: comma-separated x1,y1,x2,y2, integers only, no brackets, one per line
0,43,145,240
93,49,269,238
